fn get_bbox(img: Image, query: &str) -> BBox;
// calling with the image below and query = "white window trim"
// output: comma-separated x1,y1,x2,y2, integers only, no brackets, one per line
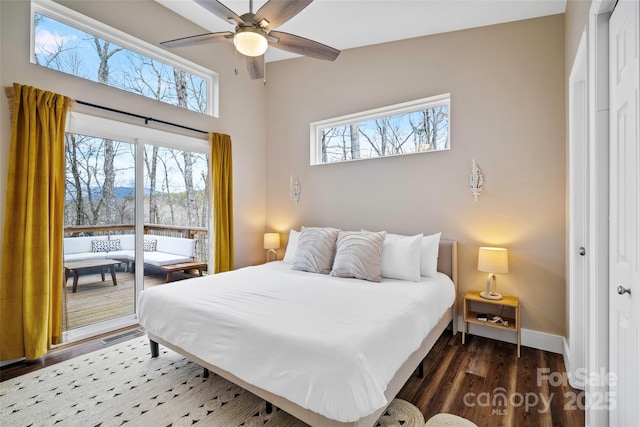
31,0,219,117
310,93,450,165
67,111,209,154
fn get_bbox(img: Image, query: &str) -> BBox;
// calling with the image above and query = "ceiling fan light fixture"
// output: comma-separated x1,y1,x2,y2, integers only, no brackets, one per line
234,27,268,57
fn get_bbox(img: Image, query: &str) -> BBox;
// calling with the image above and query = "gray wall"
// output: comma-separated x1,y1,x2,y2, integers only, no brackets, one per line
264,15,567,336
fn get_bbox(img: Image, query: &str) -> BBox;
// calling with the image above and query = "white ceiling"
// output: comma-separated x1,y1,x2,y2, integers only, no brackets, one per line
156,0,566,62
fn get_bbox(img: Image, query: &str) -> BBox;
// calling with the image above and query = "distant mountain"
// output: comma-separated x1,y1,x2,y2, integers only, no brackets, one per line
91,186,140,199
65,186,155,202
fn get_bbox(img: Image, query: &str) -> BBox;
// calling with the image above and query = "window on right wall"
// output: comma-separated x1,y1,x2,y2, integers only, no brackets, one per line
310,93,450,165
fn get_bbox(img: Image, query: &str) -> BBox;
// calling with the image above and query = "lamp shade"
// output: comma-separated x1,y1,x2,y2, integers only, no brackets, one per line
234,28,268,57
477,247,509,274
263,233,280,250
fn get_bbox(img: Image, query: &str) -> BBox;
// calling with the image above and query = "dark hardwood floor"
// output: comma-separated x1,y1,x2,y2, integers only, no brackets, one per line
1,327,584,426
398,331,585,426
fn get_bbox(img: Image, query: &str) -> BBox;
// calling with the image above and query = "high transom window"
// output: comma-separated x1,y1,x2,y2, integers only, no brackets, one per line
31,0,218,116
310,94,450,165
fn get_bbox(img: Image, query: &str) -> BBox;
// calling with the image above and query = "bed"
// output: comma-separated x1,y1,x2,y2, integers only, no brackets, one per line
138,232,457,427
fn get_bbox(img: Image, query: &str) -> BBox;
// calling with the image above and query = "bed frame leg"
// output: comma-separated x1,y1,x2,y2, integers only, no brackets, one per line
265,402,273,414
417,361,424,378
203,368,209,378
150,340,159,358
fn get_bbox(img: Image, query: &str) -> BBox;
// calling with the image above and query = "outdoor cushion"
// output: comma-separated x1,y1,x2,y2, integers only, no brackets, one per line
143,251,193,267
154,235,195,258
64,236,108,254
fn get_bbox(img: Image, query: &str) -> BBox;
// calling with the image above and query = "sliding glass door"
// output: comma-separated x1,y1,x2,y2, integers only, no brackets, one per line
62,112,210,342
142,146,209,290
63,133,137,334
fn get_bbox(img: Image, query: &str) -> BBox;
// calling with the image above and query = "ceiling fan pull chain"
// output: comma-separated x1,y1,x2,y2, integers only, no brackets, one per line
263,59,266,85
234,48,238,76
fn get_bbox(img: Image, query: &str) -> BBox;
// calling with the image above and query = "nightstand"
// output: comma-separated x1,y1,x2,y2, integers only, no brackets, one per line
462,290,521,357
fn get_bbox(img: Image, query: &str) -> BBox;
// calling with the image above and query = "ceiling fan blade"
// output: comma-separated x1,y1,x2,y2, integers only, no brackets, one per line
255,0,313,30
160,32,234,48
245,55,265,80
194,0,244,25
268,31,340,61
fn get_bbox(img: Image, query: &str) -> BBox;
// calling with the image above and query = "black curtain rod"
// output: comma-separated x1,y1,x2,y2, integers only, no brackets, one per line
76,100,208,135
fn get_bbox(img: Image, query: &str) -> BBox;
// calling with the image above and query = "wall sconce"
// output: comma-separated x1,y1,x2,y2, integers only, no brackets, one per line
263,232,280,263
469,158,484,201
290,175,301,204
477,247,509,300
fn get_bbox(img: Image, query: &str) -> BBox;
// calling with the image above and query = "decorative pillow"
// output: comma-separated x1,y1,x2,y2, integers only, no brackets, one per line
420,232,442,277
143,239,157,252
381,233,423,282
330,230,387,282
282,229,299,264
291,226,340,274
107,239,121,252
91,239,109,253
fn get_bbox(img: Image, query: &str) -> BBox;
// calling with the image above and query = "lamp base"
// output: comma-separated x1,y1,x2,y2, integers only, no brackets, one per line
480,291,503,300
266,249,277,263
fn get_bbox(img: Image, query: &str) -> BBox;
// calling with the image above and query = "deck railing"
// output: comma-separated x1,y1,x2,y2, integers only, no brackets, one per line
64,224,209,263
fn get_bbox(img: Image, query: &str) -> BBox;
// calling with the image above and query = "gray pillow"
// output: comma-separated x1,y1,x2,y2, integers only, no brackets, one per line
330,230,387,282
291,226,340,274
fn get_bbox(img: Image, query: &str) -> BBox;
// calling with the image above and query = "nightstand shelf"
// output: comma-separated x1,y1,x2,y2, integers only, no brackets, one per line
462,291,521,357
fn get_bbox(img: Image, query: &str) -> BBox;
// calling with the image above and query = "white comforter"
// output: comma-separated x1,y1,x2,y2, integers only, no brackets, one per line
138,261,454,423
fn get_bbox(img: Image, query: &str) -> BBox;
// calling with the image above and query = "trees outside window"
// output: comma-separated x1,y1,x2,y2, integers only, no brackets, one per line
32,8,211,115
312,94,450,165
64,137,208,231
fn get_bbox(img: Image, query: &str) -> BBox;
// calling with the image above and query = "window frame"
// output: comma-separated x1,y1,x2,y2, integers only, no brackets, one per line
31,0,219,117
309,93,450,165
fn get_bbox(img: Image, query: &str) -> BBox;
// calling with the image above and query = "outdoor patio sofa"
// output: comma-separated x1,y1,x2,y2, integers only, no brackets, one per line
63,234,198,273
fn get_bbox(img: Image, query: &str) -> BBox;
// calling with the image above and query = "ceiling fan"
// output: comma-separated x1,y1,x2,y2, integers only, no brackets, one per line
160,0,340,80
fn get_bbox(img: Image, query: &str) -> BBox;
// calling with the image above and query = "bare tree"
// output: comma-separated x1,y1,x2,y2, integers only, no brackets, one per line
158,154,176,225
187,74,208,113
144,146,160,224
65,134,88,226
93,37,123,224
174,69,198,227
349,124,360,160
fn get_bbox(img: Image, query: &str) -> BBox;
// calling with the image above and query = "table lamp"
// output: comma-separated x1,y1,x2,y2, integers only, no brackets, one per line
263,233,280,262
477,247,509,300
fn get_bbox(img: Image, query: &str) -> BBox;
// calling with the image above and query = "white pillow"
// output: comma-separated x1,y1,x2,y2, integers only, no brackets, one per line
381,233,423,282
420,232,441,277
282,229,299,264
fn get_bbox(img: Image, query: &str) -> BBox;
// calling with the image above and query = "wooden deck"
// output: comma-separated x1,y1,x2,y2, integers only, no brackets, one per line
63,266,202,330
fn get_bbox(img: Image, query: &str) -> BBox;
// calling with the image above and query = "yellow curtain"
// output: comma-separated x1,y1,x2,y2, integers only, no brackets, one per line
210,132,234,273
1,84,71,360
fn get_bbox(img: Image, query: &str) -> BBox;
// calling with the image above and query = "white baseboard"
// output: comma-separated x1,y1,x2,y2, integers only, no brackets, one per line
456,315,564,354
0,357,24,368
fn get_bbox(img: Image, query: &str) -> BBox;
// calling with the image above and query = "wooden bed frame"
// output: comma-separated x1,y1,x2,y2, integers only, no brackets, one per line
147,239,458,427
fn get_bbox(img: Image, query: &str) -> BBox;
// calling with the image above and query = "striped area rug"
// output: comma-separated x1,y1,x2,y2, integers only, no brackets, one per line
1,336,424,427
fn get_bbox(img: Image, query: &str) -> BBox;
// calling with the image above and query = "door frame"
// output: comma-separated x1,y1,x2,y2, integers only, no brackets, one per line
584,1,616,426
567,28,588,388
